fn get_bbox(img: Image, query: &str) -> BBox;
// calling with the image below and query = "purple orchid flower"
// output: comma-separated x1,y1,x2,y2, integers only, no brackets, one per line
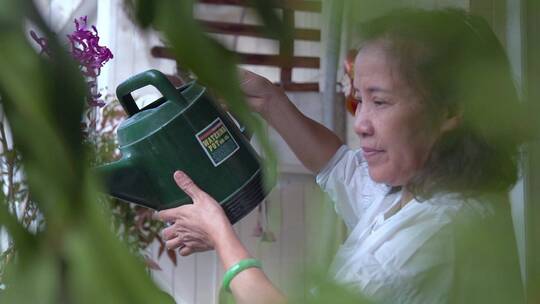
30,16,113,108
67,16,113,78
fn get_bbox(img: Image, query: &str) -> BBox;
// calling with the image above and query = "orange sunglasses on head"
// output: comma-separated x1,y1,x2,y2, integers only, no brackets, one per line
343,49,359,115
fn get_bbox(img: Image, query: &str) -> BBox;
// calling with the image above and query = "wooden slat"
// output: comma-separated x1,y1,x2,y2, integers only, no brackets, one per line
200,20,321,41
195,252,218,303
151,46,320,68
198,0,322,12
241,54,319,68
164,74,318,91
279,8,294,84
256,186,283,290
278,82,319,91
279,176,306,298
173,253,197,302
164,74,184,87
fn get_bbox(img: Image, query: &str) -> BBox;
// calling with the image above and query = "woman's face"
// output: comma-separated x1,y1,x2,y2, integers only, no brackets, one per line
353,41,449,186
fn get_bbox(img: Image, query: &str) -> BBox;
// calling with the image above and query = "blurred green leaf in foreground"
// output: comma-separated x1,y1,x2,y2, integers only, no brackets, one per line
0,0,174,303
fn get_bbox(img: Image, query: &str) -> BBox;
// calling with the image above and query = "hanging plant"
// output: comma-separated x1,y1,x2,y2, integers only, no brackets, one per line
0,15,173,284
0,16,115,285
29,16,176,268
0,103,38,287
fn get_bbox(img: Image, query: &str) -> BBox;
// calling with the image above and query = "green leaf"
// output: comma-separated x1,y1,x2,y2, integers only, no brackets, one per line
248,0,293,44
0,1,177,302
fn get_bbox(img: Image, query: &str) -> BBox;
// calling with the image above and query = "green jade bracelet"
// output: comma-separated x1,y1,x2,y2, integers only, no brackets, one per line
222,258,262,292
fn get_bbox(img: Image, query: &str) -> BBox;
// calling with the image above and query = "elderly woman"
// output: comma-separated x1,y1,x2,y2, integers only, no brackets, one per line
157,9,525,304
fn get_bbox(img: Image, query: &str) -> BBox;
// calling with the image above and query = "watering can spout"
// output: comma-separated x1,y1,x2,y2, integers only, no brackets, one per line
96,155,161,210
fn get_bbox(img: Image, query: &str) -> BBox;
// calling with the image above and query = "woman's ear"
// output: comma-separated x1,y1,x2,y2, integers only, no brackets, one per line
440,109,462,133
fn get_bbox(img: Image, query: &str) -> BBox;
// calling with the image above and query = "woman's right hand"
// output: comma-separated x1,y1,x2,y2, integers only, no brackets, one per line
238,69,286,119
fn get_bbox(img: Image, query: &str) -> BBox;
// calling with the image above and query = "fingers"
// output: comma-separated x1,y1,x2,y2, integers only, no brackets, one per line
173,170,204,200
162,224,181,240
165,235,213,255
165,236,184,250
162,226,174,240
155,207,184,223
238,68,255,83
238,69,269,94
179,246,193,256
239,69,257,85
178,242,213,256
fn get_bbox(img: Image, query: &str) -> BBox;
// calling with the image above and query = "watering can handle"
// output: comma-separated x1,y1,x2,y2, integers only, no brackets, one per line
226,112,253,141
116,69,188,117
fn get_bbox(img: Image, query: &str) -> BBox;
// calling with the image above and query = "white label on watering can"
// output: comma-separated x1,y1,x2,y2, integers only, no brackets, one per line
196,117,240,167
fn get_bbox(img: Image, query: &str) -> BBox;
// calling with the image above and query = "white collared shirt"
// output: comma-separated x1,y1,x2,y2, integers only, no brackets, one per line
316,145,495,304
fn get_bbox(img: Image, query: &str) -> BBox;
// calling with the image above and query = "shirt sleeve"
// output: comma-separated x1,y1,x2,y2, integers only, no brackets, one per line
315,145,375,230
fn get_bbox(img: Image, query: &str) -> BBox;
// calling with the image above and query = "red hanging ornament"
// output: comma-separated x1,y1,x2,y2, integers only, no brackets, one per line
343,49,359,115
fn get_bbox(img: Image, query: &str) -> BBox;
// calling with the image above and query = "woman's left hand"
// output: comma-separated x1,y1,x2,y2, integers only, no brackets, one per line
158,173,286,304
155,170,230,256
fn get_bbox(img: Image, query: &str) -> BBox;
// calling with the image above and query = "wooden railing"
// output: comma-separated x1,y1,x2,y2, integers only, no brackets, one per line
152,0,322,92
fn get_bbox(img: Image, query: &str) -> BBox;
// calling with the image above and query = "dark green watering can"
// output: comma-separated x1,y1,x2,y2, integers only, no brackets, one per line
97,69,272,224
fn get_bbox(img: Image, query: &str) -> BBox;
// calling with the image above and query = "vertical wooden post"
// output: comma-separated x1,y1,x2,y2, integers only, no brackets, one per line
523,0,540,302
280,8,295,88
322,0,345,133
